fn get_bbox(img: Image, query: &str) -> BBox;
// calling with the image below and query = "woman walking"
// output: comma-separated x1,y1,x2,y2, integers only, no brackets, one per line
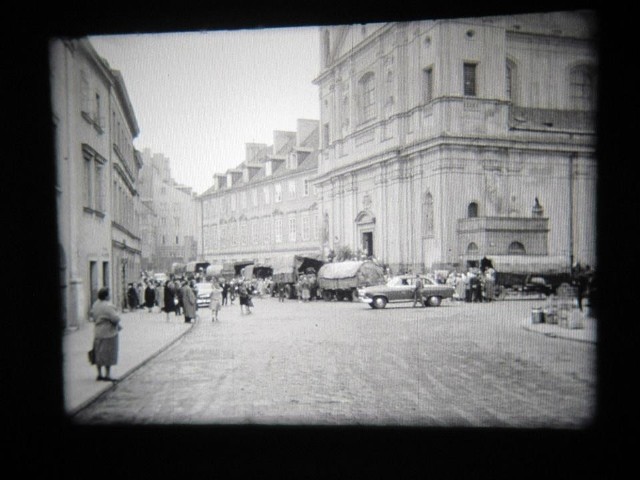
162,280,175,321
89,287,122,382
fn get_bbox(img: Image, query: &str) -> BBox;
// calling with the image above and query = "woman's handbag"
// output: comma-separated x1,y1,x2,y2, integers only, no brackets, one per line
88,349,96,365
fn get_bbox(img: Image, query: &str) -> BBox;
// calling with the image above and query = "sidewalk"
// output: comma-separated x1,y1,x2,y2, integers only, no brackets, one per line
521,308,597,344
63,307,195,415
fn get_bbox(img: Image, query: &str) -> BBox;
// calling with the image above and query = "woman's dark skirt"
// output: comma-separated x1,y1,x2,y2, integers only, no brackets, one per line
93,336,119,366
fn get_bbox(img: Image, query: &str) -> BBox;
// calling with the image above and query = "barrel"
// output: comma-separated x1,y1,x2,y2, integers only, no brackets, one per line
543,307,557,324
530,307,544,324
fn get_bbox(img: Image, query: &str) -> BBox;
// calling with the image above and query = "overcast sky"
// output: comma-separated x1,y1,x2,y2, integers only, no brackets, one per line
89,27,320,195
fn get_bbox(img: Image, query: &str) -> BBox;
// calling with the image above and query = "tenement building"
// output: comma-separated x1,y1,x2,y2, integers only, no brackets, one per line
138,148,199,274
312,11,597,275
198,119,321,268
51,38,143,328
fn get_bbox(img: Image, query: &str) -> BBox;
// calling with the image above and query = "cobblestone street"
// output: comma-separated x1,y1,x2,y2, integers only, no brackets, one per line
73,296,596,427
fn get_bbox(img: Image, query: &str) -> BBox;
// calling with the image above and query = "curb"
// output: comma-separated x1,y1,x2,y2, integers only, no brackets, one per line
70,320,195,417
521,322,596,345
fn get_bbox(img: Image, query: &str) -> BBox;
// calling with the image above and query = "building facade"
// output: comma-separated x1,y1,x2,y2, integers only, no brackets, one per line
312,11,598,274
50,38,143,328
198,119,321,267
137,148,199,274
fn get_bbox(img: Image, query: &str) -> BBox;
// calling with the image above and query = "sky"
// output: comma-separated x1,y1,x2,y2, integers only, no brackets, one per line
89,27,320,195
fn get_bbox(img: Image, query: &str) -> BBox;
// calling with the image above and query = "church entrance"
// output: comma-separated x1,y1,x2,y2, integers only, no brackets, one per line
362,231,373,257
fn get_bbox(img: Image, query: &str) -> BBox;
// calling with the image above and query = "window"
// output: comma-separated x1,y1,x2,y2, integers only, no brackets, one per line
95,93,102,126
251,219,257,244
288,180,296,198
506,60,516,102
323,30,331,67
241,192,247,209
288,216,297,242
468,202,478,218
252,189,258,207
82,145,105,213
231,194,236,210
83,156,92,208
358,72,376,123
507,241,526,255
463,63,477,96
263,218,271,244
422,192,434,237
275,217,283,243
423,67,433,103
275,184,282,203
264,186,270,204
176,236,179,245
302,215,310,240
570,65,596,110
241,221,248,245
80,71,90,114
323,123,330,148
95,164,104,211
303,179,310,197
467,242,479,254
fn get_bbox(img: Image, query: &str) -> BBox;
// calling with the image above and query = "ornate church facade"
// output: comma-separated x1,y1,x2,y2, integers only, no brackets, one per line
312,11,597,274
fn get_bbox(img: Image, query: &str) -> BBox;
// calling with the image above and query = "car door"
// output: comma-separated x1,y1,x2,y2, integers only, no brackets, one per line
386,277,405,301
396,277,415,301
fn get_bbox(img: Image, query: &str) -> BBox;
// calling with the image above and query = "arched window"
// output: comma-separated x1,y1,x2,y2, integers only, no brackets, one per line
358,72,376,123
570,65,597,110
468,202,479,218
467,242,479,254
422,192,434,237
507,241,526,255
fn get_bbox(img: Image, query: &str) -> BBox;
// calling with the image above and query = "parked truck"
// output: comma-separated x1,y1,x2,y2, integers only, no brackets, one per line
270,254,324,299
317,260,385,301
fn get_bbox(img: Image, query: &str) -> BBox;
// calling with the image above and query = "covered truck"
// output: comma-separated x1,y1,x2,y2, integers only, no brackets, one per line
270,254,324,299
317,260,385,301
478,256,572,298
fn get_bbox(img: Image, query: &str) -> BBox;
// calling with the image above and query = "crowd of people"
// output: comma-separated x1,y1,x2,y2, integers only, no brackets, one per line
447,268,498,303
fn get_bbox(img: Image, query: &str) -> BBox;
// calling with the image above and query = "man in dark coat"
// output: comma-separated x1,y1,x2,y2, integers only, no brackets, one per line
127,283,139,311
163,281,175,321
144,282,155,312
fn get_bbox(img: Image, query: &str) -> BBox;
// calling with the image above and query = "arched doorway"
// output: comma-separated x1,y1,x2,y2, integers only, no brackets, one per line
355,210,376,258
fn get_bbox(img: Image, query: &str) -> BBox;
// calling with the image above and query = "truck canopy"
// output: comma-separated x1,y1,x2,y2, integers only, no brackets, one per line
317,261,364,279
317,261,385,289
271,255,323,283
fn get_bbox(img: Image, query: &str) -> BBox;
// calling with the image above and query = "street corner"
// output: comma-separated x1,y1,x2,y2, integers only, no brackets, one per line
522,309,597,344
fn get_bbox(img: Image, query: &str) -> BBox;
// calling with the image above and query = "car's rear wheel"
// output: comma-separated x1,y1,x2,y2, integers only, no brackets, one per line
322,290,333,302
426,296,442,307
372,296,387,309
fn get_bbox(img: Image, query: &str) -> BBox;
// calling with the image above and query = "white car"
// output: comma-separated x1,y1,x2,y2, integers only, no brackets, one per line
358,274,455,308
195,282,213,308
